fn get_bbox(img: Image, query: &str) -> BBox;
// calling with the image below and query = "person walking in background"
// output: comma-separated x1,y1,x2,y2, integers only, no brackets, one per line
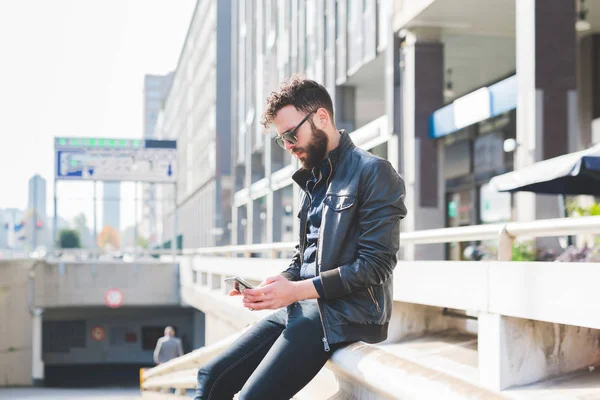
153,326,184,365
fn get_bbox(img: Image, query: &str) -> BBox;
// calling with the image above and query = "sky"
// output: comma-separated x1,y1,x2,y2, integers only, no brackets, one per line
0,0,195,230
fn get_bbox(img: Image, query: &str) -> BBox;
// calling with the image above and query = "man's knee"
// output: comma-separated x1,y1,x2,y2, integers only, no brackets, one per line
195,363,228,400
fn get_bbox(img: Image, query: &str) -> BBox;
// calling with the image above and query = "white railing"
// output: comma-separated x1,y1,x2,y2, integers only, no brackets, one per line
141,216,600,398
182,216,600,260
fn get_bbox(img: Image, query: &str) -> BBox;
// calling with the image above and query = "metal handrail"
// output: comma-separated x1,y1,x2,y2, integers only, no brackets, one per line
181,216,600,255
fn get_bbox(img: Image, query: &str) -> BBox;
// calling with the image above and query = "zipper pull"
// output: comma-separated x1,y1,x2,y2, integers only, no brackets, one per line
322,337,330,352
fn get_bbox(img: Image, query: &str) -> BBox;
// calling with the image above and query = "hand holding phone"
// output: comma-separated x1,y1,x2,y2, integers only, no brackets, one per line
224,277,255,296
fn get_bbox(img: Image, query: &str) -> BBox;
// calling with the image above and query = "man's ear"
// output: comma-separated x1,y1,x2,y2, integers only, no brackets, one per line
315,108,330,129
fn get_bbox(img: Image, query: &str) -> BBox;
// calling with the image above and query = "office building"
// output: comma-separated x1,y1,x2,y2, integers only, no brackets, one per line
155,0,233,248
141,73,174,246
228,0,598,260
27,174,47,249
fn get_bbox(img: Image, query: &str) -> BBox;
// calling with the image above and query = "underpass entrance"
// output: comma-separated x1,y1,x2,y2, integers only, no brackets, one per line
42,306,205,387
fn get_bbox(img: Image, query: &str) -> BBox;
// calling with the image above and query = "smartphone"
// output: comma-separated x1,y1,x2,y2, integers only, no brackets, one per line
224,277,255,293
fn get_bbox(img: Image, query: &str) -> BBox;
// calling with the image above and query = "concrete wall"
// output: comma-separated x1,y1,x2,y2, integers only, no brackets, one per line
34,261,180,308
42,307,196,365
0,260,35,386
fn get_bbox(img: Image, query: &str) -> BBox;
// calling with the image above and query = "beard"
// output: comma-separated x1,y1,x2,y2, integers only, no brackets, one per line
294,124,329,170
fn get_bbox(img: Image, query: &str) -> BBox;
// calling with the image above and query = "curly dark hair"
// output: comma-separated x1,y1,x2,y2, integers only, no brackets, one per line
261,75,335,131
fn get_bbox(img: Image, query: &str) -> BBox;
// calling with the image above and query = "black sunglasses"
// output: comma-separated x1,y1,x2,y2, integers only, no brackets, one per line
274,110,316,149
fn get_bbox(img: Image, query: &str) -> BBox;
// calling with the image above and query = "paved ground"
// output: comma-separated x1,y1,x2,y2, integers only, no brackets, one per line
0,387,145,399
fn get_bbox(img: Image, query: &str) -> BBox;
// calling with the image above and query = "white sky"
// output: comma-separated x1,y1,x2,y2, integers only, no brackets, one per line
0,0,195,230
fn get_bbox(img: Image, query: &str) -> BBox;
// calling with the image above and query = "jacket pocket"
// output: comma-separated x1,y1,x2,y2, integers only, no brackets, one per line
367,286,381,313
324,195,356,211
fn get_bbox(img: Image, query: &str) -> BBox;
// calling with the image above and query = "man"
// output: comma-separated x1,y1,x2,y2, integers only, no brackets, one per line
195,76,407,400
153,326,184,365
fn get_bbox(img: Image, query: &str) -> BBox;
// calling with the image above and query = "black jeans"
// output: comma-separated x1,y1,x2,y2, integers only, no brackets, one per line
194,300,346,400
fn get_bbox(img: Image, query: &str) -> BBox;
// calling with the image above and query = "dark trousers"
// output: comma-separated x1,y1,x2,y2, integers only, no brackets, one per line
194,300,345,400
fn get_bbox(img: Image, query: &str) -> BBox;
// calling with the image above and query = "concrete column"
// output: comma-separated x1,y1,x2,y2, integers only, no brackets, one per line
31,308,44,386
252,198,263,244
578,34,600,148
231,205,238,245
399,32,445,260
515,0,576,226
192,310,205,350
271,190,283,242
479,313,600,391
335,86,356,132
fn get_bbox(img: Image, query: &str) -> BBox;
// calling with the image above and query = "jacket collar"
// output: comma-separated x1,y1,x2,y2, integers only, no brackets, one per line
292,130,355,188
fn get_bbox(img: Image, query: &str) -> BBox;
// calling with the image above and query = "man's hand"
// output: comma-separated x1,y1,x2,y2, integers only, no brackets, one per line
242,275,319,310
242,275,297,310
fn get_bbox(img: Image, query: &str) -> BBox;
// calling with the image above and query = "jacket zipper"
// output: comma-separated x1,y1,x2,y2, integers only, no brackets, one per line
302,168,331,352
367,287,381,313
316,162,332,352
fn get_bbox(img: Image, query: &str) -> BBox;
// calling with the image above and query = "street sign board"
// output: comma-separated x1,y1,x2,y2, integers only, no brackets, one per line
54,137,177,182
104,288,124,308
91,326,106,341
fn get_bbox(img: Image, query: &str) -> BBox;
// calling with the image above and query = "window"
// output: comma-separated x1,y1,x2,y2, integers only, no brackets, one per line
43,321,86,353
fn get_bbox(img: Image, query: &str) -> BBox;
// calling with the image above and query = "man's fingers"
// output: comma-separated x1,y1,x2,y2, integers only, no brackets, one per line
243,292,272,303
244,300,274,310
228,289,241,296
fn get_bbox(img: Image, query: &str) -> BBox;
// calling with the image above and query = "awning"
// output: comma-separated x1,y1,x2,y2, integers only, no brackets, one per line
489,144,600,195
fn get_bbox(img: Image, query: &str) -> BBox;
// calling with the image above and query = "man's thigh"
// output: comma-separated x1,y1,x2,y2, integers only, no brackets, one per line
195,309,287,400
239,300,344,400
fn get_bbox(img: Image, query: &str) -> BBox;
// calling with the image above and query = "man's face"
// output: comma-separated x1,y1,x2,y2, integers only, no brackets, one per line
273,105,329,170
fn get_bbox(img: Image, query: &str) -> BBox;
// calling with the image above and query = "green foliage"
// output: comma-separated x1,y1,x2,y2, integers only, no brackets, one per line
137,236,149,249
59,229,82,249
512,241,536,261
566,200,600,217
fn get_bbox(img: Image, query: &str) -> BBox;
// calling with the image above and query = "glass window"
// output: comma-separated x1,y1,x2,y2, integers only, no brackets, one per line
479,183,512,224
444,140,471,179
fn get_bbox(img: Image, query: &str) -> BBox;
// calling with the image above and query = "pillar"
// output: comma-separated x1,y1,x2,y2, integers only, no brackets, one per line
398,31,445,260
515,0,576,225
31,308,44,386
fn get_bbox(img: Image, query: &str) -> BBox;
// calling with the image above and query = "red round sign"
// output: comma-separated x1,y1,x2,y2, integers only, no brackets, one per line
104,288,124,308
91,326,105,341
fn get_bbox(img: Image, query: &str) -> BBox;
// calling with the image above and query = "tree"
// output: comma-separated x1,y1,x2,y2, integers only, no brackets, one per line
137,235,149,249
98,225,120,250
59,229,82,249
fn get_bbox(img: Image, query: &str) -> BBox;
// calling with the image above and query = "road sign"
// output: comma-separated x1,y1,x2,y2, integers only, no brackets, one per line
91,326,105,341
54,137,177,182
104,288,124,308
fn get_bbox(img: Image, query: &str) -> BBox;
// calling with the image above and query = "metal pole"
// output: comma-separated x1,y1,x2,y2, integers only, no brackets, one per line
33,179,37,250
53,181,57,249
134,181,138,250
93,181,97,248
172,182,177,259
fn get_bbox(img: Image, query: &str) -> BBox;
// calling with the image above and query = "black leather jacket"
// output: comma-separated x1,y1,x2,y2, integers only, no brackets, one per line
282,131,407,350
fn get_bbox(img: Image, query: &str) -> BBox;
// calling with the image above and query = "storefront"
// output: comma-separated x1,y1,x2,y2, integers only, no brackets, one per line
430,75,516,260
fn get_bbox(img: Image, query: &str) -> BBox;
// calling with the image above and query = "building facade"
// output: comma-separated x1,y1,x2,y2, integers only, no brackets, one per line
155,0,233,249
159,0,599,260
27,174,47,249
144,73,174,138
141,73,174,246
227,0,599,260
230,0,394,249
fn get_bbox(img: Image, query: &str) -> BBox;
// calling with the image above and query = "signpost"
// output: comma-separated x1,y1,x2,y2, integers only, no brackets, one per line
91,326,105,341
104,288,124,308
53,137,178,255
54,138,176,183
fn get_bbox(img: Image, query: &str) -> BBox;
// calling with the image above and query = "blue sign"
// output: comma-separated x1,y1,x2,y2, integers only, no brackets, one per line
430,75,517,139
54,138,177,183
